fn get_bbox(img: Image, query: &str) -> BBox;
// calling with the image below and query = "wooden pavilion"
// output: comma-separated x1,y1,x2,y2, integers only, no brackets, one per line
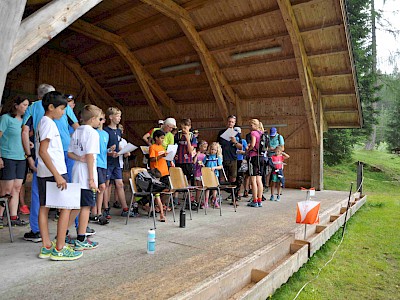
0,0,362,189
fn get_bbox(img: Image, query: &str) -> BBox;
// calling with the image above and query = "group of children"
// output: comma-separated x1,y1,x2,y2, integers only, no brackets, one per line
34,91,134,261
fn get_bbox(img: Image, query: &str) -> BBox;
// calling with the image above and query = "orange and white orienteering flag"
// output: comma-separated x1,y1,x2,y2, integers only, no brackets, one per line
296,201,320,224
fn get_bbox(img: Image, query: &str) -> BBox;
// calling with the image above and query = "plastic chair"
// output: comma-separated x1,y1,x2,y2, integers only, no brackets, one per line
0,195,14,242
200,168,223,216
169,167,192,220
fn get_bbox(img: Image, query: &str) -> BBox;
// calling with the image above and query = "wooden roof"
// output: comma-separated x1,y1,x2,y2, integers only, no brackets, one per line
25,0,362,129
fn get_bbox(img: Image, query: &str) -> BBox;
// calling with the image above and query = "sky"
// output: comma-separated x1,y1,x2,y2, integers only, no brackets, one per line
375,0,400,74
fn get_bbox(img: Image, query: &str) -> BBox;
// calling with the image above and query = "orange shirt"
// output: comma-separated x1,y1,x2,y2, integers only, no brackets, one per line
149,144,169,177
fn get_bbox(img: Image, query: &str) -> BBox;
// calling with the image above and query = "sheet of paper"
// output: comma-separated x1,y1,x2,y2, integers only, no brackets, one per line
220,128,238,141
118,143,138,155
140,146,149,155
45,182,81,209
165,144,178,161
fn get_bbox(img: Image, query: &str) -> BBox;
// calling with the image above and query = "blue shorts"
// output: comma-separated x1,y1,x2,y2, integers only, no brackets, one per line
81,189,96,207
38,174,69,206
0,158,26,180
97,167,107,185
106,166,122,181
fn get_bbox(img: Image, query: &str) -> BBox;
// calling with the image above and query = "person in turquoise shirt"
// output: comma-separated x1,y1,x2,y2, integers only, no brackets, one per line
0,97,30,227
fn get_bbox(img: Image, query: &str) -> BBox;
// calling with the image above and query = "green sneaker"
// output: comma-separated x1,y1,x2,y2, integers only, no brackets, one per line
50,245,83,261
75,238,99,251
38,240,56,259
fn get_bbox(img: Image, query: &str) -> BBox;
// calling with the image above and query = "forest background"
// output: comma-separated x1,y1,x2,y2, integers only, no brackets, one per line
324,0,400,166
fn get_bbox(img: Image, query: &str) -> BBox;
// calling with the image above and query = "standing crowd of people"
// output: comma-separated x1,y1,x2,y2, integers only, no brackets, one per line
0,83,289,261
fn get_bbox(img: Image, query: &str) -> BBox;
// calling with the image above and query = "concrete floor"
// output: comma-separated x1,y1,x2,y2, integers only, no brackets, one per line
0,188,348,300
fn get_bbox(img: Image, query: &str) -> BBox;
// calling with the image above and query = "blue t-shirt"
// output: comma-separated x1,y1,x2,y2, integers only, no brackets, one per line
96,129,109,169
104,126,121,167
203,154,223,177
0,114,25,160
23,100,78,151
237,139,248,161
217,128,241,161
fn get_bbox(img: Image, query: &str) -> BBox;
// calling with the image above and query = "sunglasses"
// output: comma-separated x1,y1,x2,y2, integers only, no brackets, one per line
228,115,236,119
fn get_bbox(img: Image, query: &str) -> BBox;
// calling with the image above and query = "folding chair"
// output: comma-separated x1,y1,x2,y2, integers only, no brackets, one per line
200,167,223,216
0,195,14,242
220,168,238,212
169,167,192,220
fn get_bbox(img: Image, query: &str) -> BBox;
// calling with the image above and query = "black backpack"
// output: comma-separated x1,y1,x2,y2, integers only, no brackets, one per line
258,132,270,155
136,171,167,193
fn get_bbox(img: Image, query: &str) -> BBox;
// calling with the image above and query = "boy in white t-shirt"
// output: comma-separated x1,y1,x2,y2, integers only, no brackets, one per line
36,91,82,261
67,105,102,250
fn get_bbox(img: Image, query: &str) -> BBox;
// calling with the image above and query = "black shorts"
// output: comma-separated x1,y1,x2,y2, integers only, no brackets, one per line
249,156,265,177
97,167,107,185
223,160,237,180
175,163,193,181
81,189,96,207
0,158,27,180
38,174,69,206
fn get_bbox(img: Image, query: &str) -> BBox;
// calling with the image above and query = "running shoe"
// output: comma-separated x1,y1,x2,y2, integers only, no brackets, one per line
247,201,259,207
75,238,99,251
50,245,83,261
24,230,42,242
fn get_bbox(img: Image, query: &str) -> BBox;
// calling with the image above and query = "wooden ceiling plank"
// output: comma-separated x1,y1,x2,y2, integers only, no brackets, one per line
91,1,142,25
114,43,164,120
69,20,177,116
277,0,319,146
8,0,103,72
139,0,191,22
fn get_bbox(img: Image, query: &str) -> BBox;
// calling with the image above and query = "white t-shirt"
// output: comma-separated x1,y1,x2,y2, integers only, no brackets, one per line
36,116,67,178
119,138,128,169
68,125,100,189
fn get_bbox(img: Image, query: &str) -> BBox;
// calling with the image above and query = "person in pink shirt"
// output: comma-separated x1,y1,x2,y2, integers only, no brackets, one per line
193,140,208,204
270,146,290,201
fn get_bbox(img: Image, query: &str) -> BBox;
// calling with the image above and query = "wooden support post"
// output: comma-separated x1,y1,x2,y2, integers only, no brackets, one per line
357,161,363,195
311,95,324,190
8,0,102,72
0,0,26,103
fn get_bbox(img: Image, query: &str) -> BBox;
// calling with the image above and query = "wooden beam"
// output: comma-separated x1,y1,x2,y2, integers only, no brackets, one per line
8,0,102,72
69,20,177,117
0,0,26,103
113,43,164,120
139,0,191,22
70,19,123,46
277,0,319,146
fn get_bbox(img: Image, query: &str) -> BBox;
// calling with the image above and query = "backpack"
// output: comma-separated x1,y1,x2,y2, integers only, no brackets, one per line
135,170,167,193
258,132,270,155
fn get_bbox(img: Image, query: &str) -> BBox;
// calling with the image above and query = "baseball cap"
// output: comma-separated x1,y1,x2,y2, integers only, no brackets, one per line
270,127,277,137
164,117,177,128
158,119,164,125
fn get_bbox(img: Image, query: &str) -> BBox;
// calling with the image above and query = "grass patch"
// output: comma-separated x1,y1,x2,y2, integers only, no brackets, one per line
272,150,400,300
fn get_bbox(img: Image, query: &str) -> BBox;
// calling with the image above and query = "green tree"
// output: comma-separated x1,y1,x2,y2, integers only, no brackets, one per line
324,0,379,165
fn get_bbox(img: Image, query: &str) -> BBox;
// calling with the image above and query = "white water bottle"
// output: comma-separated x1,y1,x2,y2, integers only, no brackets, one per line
147,229,156,254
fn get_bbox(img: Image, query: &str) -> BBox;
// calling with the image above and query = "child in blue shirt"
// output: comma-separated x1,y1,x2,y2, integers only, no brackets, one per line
202,142,223,208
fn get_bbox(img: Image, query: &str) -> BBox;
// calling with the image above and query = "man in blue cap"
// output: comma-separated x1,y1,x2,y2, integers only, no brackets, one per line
265,127,285,190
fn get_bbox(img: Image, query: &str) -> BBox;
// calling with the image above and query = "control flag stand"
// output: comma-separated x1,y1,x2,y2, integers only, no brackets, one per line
296,188,320,240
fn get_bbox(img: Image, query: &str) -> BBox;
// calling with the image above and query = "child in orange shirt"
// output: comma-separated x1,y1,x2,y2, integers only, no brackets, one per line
149,130,169,222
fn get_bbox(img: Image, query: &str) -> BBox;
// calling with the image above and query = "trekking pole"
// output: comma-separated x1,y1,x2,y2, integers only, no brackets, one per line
342,182,353,238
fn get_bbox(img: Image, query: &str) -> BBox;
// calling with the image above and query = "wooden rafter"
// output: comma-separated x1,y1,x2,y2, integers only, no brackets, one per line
90,1,142,25
277,0,319,145
8,0,102,72
139,0,242,122
69,19,177,117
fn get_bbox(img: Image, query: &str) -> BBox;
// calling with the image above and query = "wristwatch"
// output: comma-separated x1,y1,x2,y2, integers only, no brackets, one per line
25,154,32,159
